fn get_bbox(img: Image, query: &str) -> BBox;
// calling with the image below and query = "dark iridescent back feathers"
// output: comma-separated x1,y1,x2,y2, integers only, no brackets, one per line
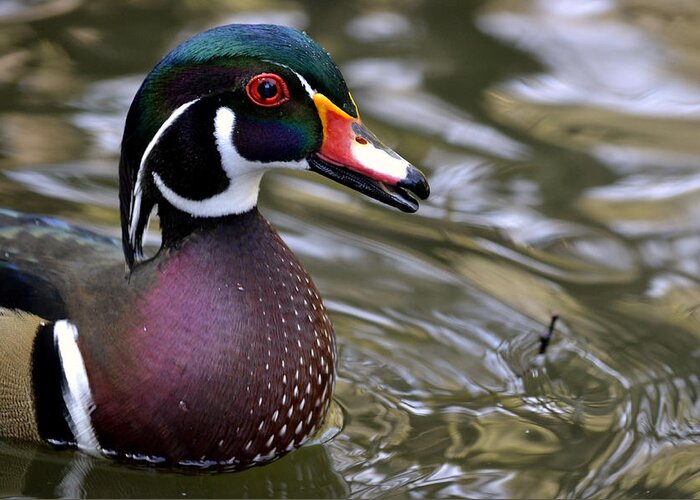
119,24,358,268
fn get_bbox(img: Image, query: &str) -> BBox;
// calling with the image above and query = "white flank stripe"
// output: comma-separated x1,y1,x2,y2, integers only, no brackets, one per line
54,320,101,455
129,98,200,252
152,106,305,217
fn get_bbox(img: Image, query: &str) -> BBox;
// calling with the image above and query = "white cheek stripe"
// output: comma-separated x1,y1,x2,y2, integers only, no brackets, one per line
152,106,305,217
264,60,316,99
351,141,410,182
54,320,101,455
289,70,315,100
128,98,200,253
153,169,265,217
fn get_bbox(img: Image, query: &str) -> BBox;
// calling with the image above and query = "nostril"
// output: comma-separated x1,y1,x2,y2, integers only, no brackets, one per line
355,136,368,145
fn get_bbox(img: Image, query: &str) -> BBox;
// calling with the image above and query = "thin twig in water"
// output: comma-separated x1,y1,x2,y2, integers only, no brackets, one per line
538,314,559,355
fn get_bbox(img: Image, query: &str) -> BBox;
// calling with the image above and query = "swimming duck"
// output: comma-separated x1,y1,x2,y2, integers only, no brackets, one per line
0,24,429,470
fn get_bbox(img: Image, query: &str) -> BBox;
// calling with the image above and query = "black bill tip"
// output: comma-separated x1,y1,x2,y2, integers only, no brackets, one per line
399,166,430,200
308,155,429,213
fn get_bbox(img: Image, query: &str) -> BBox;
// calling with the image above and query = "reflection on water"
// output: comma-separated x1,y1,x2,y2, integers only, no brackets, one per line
2,0,700,497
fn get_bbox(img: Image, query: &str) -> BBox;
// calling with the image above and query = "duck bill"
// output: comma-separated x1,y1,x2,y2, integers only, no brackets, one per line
307,93,429,213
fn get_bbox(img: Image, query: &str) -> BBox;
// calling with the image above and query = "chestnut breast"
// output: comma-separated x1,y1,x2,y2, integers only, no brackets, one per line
79,209,336,468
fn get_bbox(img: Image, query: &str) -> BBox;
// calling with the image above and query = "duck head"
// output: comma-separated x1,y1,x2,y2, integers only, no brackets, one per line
120,24,429,268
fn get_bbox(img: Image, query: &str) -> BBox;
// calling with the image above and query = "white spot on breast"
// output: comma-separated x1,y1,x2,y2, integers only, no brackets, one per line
279,424,287,438
295,421,303,435
272,410,279,422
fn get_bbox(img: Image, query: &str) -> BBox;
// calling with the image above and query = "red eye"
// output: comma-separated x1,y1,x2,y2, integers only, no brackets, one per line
246,73,290,107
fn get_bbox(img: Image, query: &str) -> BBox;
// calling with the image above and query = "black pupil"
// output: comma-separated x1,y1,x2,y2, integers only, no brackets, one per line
257,80,278,100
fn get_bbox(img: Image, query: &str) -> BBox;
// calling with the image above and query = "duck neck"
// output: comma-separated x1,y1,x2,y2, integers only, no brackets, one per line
156,201,259,253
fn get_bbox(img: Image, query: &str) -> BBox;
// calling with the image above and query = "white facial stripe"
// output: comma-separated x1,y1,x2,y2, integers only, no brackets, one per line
152,106,306,217
290,70,316,99
153,170,264,217
351,141,410,182
214,104,240,174
54,320,101,455
129,98,200,251
264,60,316,99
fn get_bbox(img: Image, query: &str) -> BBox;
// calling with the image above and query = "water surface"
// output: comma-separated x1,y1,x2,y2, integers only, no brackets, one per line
1,0,700,497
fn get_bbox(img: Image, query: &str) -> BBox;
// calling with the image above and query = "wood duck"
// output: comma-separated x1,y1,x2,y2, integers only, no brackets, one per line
0,24,429,470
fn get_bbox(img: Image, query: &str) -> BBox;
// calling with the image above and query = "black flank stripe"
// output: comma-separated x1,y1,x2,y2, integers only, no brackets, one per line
31,322,76,448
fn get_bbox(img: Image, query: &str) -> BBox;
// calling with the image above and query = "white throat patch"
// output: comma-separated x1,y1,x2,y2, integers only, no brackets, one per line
150,106,305,217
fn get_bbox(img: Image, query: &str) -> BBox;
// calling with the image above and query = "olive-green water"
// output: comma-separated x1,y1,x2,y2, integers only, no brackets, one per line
2,0,700,497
